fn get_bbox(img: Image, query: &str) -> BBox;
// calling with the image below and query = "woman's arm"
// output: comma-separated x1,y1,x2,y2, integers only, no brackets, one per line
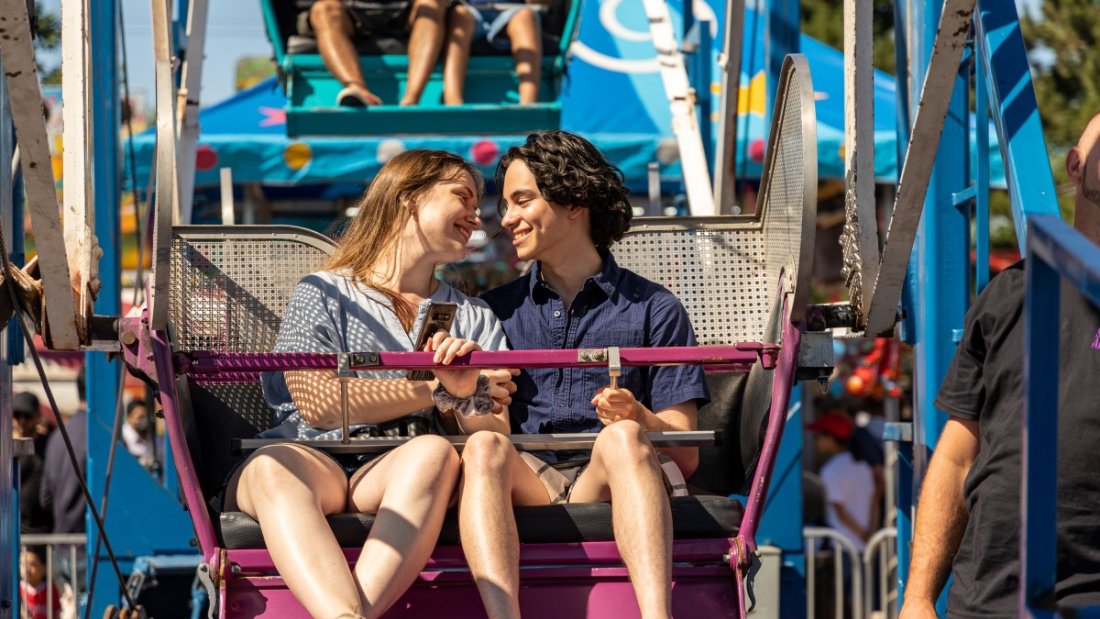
285,370,435,430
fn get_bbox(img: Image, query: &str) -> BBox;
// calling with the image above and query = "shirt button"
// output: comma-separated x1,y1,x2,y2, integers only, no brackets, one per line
554,310,561,317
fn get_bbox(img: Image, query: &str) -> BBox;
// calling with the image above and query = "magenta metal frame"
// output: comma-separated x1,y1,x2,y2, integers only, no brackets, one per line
128,307,802,618
181,344,780,375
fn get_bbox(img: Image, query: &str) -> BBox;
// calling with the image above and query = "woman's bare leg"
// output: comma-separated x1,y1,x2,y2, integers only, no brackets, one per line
228,444,361,618
310,0,383,105
347,435,460,617
506,8,542,104
442,3,475,105
401,0,448,105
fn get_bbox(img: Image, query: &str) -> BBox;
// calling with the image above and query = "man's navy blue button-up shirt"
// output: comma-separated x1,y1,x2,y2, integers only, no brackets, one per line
481,252,710,443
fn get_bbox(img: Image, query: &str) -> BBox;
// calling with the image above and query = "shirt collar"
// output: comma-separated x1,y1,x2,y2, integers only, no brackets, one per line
527,251,621,301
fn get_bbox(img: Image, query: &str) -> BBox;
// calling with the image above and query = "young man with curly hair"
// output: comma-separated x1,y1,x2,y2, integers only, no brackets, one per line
457,131,710,619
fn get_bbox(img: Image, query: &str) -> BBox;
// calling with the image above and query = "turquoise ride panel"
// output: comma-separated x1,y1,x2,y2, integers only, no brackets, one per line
260,0,582,137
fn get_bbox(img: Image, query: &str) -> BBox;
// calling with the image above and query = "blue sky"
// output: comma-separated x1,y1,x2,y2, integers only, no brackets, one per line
38,0,1043,110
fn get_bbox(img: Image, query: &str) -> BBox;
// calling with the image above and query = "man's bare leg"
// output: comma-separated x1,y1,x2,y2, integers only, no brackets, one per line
401,0,447,106
310,0,383,105
229,444,363,618
568,420,673,619
348,435,460,618
442,3,475,105
506,8,542,104
458,431,552,619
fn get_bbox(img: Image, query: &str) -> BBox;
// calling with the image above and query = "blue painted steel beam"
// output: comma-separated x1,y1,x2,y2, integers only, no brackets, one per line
898,0,971,612
86,0,124,613
764,0,799,131
975,39,991,293
86,1,199,614
1021,216,1100,617
758,389,805,619
975,1,1061,250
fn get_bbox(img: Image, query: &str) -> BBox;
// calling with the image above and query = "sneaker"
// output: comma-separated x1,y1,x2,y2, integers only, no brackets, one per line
337,86,371,108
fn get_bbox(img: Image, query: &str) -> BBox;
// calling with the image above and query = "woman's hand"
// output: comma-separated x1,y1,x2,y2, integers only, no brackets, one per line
591,386,648,426
425,332,480,397
483,368,519,413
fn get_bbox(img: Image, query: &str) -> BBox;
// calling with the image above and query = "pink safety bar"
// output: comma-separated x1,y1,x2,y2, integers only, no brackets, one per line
179,344,779,376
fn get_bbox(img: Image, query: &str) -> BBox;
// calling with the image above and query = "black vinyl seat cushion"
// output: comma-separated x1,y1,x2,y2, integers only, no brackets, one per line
219,495,743,549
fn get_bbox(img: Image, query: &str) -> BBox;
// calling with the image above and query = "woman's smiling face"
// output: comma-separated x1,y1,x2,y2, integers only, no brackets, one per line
406,168,481,261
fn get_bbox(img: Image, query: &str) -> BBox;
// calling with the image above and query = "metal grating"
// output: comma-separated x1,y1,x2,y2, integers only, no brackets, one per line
616,225,769,345
616,57,815,346
169,232,334,353
761,69,808,319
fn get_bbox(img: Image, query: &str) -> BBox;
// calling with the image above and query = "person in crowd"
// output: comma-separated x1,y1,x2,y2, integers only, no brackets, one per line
239,149,513,619
441,1,544,105
308,0,465,106
807,412,874,553
122,400,157,471
13,392,52,534
40,368,87,537
19,545,61,619
453,131,709,619
901,114,1100,617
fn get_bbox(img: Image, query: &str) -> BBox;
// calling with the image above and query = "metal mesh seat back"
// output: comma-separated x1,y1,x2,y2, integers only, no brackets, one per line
169,227,337,354
615,55,817,494
168,227,337,492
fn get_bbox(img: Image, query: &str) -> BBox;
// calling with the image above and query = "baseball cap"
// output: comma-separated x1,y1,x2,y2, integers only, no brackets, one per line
806,412,854,441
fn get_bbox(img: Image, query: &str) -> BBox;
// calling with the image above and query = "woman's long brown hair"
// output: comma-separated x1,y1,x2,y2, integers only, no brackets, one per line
326,149,484,331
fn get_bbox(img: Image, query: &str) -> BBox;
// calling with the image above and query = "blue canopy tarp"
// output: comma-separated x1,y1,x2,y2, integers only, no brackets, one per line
127,2,1004,191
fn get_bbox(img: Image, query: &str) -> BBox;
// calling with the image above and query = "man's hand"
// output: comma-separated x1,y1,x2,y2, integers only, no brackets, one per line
484,368,519,414
591,387,649,426
426,332,480,397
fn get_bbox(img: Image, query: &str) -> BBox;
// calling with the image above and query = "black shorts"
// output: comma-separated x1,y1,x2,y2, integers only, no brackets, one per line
211,444,382,514
343,1,412,37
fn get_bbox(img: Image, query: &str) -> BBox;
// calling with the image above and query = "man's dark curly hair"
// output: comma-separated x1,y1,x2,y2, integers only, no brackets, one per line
496,131,632,248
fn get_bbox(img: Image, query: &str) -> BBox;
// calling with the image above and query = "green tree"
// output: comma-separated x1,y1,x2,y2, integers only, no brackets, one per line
1021,0,1098,221
33,1,62,84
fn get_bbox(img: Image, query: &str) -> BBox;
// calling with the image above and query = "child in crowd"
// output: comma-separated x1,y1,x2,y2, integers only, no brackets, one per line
20,546,61,619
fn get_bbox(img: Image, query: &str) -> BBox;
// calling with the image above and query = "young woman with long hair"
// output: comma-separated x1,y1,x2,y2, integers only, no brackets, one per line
226,150,514,619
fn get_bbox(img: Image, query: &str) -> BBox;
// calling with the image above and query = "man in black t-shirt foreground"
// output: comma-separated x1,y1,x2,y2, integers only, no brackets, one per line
900,115,1100,618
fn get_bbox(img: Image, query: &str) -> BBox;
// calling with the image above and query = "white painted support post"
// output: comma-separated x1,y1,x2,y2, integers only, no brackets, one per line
0,0,80,349
713,0,745,215
841,0,880,316
176,0,210,226
641,0,716,216
62,0,93,340
149,0,181,331
863,0,976,336
220,168,235,225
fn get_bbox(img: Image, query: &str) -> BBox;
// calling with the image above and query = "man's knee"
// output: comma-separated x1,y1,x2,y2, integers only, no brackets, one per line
511,7,538,30
310,0,347,25
461,430,515,475
410,0,445,22
593,420,655,466
449,2,474,28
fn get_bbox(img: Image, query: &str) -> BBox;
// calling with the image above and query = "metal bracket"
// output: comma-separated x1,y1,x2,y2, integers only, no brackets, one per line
337,353,351,445
195,563,218,619
607,346,621,389
576,348,607,363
